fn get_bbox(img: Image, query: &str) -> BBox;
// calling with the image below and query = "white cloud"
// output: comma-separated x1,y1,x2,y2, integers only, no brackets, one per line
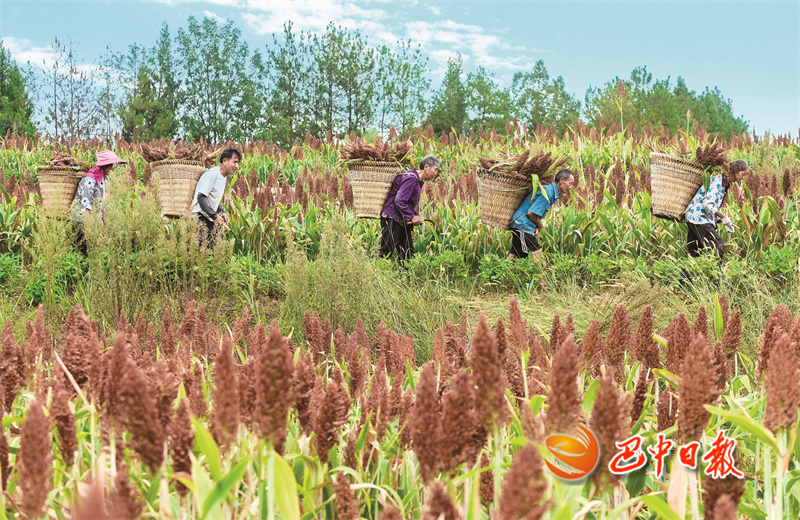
154,0,546,75
2,36,104,75
203,10,226,22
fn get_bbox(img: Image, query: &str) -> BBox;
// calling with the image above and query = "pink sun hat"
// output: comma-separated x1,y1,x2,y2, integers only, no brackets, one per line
96,150,127,167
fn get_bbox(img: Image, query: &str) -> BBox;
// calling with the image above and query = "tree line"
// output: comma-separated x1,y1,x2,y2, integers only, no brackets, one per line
1,15,748,145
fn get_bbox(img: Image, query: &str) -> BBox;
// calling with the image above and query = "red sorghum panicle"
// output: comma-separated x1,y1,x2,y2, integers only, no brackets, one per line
505,350,525,403
703,447,745,520
440,369,478,473
212,334,239,449
604,304,631,384
445,322,467,371
169,399,194,497
144,322,157,365
256,321,295,453
494,317,509,361
50,377,77,465
634,306,659,370
238,358,256,429
630,367,648,424
368,355,390,439
470,315,506,429
665,314,690,375
160,307,176,359
479,452,494,506
757,316,784,376
521,400,545,443
422,481,461,520
413,361,442,483
121,359,165,471
18,399,52,519
312,376,350,464
693,306,709,339
581,320,603,377
765,333,800,433
432,328,446,369
185,361,207,418
73,481,110,519
712,341,728,390
294,351,316,434
677,335,717,443
590,368,631,489
722,310,741,362
379,506,404,520
508,295,527,353
497,443,550,520
344,333,366,398
109,462,144,520
334,472,357,520
546,334,582,434
770,304,794,332
333,325,346,363
548,314,561,356
0,319,23,411
398,389,414,450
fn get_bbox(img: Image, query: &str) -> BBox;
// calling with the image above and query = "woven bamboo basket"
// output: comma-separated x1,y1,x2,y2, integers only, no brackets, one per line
36,166,84,213
476,168,532,229
151,159,207,217
649,153,705,221
346,160,405,218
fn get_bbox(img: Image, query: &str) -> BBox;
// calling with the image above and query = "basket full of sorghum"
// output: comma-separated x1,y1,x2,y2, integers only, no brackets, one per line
649,143,726,221
36,153,90,213
476,151,567,229
342,139,413,218
142,142,213,217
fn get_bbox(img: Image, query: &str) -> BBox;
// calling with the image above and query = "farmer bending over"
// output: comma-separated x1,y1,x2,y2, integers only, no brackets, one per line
507,168,575,260
684,159,749,259
379,156,440,261
70,150,128,255
190,148,241,249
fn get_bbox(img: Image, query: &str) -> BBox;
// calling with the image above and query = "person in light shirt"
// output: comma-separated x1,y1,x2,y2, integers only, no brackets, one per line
190,148,241,249
684,159,749,259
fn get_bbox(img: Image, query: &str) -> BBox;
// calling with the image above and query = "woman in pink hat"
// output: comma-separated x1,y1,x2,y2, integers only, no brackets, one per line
70,150,127,254
70,150,127,220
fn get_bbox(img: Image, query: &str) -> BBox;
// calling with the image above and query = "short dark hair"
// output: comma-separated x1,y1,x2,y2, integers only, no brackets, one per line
554,168,575,183
419,156,440,170
730,159,748,174
220,148,242,163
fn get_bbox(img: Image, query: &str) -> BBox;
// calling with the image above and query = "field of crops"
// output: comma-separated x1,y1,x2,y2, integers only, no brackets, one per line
0,122,799,519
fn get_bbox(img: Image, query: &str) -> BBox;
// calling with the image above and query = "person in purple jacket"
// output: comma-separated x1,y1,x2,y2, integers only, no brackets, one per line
379,156,440,261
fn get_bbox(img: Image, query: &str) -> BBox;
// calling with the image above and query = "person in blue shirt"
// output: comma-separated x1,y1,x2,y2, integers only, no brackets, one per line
508,168,575,260
684,159,748,259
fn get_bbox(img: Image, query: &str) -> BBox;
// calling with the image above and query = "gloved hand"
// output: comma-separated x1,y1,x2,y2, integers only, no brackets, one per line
721,216,737,232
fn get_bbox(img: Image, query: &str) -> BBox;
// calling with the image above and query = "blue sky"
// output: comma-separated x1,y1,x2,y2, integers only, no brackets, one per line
2,0,798,136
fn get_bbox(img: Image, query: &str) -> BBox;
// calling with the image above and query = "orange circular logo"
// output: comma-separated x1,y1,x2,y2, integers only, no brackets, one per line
544,425,601,480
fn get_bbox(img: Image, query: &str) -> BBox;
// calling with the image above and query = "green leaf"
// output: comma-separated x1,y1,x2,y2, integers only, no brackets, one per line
582,378,602,416
625,464,648,497
192,454,218,519
272,450,301,520
713,294,724,343
639,493,682,520
706,405,780,452
191,415,223,482
201,457,250,519
652,368,681,389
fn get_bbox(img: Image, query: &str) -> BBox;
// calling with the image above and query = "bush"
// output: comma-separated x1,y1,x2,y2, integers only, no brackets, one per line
478,253,543,291
406,250,472,285
281,213,377,337
0,253,20,287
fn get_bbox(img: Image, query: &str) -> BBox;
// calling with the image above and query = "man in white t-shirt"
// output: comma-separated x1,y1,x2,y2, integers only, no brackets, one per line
190,148,242,248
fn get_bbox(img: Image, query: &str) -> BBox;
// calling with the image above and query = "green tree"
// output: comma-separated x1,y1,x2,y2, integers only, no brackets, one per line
176,15,265,142
265,21,311,145
512,60,580,133
114,24,180,141
0,40,36,137
390,41,428,133
584,66,748,135
466,66,511,133
425,55,467,134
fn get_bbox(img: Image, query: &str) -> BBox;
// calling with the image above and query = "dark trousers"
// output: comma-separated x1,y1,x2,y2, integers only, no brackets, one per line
197,215,218,250
379,217,414,261
509,229,542,258
687,222,723,259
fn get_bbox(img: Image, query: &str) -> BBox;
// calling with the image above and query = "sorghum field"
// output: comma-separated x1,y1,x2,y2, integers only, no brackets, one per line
0,121,799,519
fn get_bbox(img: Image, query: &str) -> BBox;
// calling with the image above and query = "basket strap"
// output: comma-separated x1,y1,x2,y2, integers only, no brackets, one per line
476,176,530,193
